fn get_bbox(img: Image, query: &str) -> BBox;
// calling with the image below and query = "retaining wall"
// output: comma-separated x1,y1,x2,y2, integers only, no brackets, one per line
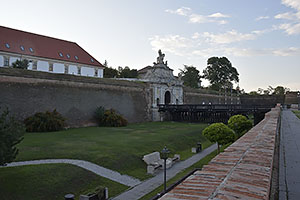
160,106,281,200
0,68,152,127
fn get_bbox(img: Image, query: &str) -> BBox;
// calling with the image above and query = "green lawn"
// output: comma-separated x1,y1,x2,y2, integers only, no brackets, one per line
293,110,300,119
16,122,210,180
0,164,128,200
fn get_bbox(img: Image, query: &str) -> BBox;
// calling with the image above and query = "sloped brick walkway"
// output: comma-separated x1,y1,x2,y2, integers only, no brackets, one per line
279,109,300,199
160,106,280,200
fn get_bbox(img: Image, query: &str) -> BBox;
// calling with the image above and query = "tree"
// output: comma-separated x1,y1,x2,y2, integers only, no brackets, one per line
104,67,118,78
249,91,259,95
118,66,138,78
0,108,24,165
202,123,235,153
12,59,29,69
179,65,201,88
273,86,289,95
202,57,239,91
228,115,252,138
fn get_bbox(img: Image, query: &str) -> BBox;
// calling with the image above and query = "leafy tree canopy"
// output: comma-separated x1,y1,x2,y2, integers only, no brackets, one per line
0,108,25,165
12,59,29,69
103,60,138,78
202,57,239,91
179,65,201,88
202,123,235,153
228,115,252,138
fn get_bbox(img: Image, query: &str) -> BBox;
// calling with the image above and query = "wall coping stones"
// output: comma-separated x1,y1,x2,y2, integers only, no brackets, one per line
160,106,281,200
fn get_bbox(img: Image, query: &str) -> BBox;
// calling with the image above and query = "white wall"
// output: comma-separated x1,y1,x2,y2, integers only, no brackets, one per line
53,63,64,73
68,65,77,75
9,57,20,66
98,69,103,78
0,56,3,67
37,61,49,72
28,62,33,70
81,66,94,77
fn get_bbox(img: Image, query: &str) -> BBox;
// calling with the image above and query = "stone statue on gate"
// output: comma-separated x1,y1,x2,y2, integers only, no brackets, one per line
153,49,168,66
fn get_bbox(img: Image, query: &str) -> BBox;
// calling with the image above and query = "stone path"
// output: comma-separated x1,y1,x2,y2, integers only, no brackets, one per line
1,159,141,187
279,109,300,200
112,143,218,200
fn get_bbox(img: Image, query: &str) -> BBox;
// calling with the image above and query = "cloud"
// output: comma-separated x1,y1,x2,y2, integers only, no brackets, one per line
166,7,230,25
274,0,300,35
149,33,300,58
256,16,270,21
201,30,264,44
165,7,191,16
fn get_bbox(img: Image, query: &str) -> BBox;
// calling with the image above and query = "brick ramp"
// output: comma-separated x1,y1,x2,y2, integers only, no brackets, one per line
160,106,280,200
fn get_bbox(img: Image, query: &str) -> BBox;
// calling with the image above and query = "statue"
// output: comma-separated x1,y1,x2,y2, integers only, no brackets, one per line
157,49,165,64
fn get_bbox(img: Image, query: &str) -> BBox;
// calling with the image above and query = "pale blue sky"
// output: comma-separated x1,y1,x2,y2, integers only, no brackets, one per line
1,0,299,92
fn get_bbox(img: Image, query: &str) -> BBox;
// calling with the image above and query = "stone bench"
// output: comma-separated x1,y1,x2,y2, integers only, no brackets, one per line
142,152,180,174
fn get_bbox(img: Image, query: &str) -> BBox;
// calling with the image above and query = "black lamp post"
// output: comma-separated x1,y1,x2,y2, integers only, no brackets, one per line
161,146,170,192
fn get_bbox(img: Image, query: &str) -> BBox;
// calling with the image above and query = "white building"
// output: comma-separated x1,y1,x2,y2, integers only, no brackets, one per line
0,26,104,77
138,50,184,121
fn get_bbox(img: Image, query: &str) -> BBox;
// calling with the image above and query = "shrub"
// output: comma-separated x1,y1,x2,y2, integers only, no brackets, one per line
24,110,66,132
228,115,252,138
103,109,127,127
94,106,105,126
0,108,25,165
202,123,235,153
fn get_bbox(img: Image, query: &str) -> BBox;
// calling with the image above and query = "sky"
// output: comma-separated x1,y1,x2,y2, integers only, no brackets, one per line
0,0,299,92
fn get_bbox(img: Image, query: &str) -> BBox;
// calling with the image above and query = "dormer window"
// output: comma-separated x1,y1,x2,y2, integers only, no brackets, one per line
5,43,10,49
91,58,94,63
29,47,34,53
20,46,25,51
59,52,63,57
75,55,79,60
66,54,70,59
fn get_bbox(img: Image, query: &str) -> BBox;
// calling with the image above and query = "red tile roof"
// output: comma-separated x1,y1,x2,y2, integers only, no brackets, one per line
0,26,104,68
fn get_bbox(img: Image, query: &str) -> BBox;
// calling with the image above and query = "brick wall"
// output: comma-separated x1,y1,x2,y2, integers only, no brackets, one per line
160,106,281,200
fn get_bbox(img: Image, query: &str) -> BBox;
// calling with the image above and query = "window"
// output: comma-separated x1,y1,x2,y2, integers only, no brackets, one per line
29,47,34,53
5,43,10,49
66,54,70,59
4,57,9,66
58,52,63,57
91,58,94,63
156,98,160,106
75,55,79,60
20,46,25,51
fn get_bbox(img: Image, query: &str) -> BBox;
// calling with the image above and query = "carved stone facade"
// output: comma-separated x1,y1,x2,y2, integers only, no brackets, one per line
138,50,183,121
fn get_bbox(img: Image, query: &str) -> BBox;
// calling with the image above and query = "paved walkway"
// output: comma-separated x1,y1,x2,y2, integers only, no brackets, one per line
279,109,300,199
1,159,141,187
113,143,217,200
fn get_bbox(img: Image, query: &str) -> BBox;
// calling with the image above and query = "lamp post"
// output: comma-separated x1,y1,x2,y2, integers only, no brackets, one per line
161,146,170,192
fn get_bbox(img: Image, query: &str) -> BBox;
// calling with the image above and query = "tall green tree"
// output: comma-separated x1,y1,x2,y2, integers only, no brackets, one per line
0,108,25,165
202,57,239,91
104,67,118,78
179,65,201,88
273,86,289,95
12,59,29,69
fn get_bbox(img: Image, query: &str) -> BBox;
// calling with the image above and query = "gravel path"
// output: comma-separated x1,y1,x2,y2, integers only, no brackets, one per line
1,159,141,187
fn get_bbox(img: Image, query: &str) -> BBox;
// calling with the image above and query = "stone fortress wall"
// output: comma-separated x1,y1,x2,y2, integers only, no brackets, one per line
0,68,152,127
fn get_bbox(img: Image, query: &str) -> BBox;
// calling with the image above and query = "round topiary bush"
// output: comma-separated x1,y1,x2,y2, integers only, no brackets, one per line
24,109,66,132
228,115,252,138
202,123,235,153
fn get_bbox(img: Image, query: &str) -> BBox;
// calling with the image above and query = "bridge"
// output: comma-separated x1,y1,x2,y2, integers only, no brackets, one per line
158,104,275,124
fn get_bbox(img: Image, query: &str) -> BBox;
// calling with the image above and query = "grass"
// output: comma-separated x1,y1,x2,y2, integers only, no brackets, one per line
292,110,300,119
0,164,128,200
139,144,230,200
16,122,210,180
